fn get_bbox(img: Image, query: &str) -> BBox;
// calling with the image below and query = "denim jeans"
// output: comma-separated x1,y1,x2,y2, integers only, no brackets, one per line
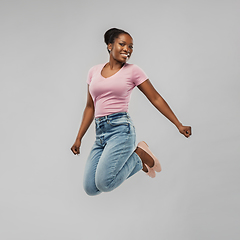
83,112,143,196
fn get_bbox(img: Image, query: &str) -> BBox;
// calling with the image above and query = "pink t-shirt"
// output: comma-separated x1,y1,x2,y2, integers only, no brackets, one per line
87,63,148,118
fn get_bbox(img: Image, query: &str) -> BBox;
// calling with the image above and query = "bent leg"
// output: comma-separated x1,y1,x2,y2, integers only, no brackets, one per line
127,152,143,178
83,142,103,196
95,134,142,193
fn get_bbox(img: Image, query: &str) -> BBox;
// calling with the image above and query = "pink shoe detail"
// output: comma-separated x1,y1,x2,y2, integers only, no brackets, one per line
137,141,162,172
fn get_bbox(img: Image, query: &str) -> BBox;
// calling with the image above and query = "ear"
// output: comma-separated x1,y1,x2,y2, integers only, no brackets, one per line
108,43,112,52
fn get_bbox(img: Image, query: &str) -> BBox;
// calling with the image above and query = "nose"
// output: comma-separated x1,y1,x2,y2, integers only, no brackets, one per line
123,45,130,53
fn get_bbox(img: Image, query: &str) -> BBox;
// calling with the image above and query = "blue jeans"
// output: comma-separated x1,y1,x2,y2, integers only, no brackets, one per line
83,112,143,196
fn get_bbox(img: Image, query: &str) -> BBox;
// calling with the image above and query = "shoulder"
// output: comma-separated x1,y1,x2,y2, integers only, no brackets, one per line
124,63,145,73
125,63,147,76
88,63,105,73
87,63,105,84
125,63,148,85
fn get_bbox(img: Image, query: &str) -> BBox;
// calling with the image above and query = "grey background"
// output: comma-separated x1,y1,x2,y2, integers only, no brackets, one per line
1,0,239,240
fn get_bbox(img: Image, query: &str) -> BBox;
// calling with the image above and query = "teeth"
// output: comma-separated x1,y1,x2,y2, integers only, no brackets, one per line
121,53,130,57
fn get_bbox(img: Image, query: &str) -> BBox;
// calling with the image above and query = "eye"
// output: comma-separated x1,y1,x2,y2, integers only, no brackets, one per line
119,43,125,46
129,45,133,49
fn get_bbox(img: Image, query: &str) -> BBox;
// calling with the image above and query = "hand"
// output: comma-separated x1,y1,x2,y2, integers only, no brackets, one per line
71,139,81,155
178,125,192,138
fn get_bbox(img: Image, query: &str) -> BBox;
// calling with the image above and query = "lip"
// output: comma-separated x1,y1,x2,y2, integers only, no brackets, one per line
120,53,130,58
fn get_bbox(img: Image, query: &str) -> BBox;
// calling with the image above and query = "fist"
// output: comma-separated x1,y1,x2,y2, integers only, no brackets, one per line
178,125,192,138
71,139,81,155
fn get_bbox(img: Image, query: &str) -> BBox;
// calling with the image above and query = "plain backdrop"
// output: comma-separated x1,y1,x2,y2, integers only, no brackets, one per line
0,0,240,240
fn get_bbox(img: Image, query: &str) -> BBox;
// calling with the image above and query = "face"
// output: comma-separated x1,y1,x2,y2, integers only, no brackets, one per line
108,34,133,63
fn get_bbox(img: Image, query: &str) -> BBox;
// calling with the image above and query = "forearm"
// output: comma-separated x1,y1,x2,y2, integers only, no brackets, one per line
76,105,94,141
152,96,182,129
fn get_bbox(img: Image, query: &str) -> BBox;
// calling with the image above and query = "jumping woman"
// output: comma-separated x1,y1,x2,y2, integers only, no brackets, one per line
71,28,192,196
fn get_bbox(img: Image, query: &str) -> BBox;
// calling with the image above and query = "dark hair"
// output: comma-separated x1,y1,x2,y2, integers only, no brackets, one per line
104,28,131,53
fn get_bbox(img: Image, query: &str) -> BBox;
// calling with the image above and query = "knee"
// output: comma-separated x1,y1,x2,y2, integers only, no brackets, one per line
95,177,113,193
83,181,100,196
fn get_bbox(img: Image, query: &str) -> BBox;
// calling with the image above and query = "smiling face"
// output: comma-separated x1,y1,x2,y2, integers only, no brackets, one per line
108,33,133,64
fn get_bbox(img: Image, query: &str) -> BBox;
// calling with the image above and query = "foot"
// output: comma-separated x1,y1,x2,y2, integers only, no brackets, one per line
135,146,154,171
135,143,157,178
145,164,156,178
137,141,161,172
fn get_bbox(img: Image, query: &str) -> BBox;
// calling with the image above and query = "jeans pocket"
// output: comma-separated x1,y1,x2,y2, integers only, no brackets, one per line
108,116,128,126
108,118,130,133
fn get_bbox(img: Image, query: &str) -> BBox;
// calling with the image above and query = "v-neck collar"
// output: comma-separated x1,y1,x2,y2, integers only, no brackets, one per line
100,63,126,79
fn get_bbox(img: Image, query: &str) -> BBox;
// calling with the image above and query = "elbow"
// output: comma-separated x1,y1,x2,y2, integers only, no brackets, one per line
151,95,167,112
86,98,94,110
85,105,95,116
86,103,94,109
151,94,163,107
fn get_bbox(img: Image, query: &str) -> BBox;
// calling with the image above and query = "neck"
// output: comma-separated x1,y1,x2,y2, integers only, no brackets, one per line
108,55,125,69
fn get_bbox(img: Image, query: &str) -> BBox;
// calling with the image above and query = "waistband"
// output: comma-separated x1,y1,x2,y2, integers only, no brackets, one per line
95,112,130,122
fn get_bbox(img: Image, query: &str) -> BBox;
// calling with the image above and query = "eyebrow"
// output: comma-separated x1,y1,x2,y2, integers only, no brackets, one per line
118,40,133,45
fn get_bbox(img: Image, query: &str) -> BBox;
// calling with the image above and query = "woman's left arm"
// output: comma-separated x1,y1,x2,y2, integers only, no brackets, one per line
138,79,192,138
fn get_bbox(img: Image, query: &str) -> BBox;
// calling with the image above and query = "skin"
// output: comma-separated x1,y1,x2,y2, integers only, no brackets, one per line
71,33,192,173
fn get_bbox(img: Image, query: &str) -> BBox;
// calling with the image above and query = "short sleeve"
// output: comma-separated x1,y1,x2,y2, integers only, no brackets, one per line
87,66,94,84
132,64,148,86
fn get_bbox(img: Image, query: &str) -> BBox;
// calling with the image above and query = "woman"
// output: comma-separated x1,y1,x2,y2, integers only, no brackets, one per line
71,28,191,196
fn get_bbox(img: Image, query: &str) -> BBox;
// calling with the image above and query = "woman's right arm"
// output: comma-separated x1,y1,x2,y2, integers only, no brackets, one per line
71,86,94,155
